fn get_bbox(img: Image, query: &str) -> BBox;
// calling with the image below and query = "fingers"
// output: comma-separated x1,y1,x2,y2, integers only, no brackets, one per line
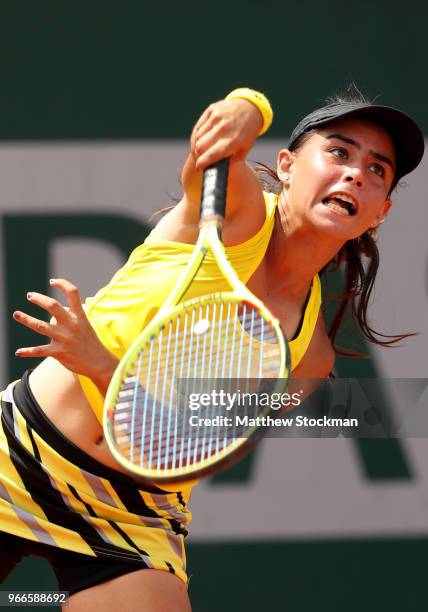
192,99,258,171
13,277,86,364
193,103,216,132
18,279,83,325
195,122,225,156
194,108,230,159
195,139,234,171
192,104,231,169
194,105,220,141
49,278,83,314
194,123,235,170
13,310,65,340
25,290,69,323
13,277,84,340
15,345,53,359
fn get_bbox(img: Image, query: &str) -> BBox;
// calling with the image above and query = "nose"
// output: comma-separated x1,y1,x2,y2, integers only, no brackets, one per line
344,167,364,188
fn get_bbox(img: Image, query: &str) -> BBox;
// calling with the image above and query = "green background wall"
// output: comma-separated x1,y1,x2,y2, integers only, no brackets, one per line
0,2,427,611
0,1,426,140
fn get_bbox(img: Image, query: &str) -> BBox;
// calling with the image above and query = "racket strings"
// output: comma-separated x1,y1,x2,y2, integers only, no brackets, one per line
111,300,282,472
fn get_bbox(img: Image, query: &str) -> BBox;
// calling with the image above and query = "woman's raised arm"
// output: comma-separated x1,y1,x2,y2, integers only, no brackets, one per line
151,90,273,245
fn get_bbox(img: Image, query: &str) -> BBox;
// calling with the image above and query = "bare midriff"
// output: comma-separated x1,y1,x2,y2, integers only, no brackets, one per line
28,358,131,475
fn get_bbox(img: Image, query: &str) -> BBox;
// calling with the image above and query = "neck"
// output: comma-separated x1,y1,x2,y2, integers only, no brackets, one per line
265,191,346,298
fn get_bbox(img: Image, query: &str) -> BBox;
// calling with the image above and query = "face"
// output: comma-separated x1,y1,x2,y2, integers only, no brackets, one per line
277,118,396,241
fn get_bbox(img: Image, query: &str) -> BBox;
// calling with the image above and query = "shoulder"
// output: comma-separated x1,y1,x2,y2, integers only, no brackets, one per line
155,161,268,245
223,189,277,246
150,180,275,249
292,312,335,378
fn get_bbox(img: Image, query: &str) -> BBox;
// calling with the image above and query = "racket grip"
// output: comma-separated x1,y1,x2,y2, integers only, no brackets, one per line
200,159,229,221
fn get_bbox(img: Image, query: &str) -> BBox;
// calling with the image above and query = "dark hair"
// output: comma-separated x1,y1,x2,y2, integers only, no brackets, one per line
253,87,415,356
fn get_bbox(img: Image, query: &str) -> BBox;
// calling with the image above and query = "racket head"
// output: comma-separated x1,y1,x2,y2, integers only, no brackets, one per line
104,291,289,483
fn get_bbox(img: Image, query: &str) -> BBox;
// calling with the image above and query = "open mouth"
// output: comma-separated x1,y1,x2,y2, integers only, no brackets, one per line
322,194,357,216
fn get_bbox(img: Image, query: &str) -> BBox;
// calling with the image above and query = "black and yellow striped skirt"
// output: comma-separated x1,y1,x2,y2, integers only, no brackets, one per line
0,371,191,584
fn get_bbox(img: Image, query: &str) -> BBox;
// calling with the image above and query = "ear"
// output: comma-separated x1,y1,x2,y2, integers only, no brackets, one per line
276,149,295,182
370,198,392,228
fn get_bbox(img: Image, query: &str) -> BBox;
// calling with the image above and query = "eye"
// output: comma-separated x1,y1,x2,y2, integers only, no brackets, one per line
370,162,386,178
329,147,348,159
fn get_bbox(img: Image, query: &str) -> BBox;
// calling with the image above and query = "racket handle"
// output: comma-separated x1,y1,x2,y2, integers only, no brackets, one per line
200,159,229,222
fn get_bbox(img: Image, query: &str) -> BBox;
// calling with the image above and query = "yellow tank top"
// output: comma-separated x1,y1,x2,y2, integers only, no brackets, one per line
78,192,321,425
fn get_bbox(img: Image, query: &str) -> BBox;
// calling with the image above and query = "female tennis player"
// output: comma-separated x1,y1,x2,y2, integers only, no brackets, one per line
0,87,424,611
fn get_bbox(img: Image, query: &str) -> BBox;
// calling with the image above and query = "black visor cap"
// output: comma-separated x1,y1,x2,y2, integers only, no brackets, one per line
288,102,425,184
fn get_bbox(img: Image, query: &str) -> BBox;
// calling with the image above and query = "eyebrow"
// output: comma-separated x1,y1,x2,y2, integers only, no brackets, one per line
326,133,395,172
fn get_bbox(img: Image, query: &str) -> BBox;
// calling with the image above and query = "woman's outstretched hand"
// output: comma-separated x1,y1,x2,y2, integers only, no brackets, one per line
13,278,118,394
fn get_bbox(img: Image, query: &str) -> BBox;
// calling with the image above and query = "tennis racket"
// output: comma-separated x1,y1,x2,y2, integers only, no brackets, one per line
104,159,289,483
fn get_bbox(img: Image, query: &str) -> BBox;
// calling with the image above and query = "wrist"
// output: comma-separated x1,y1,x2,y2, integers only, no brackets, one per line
89,352,119,396
225,87,273,135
